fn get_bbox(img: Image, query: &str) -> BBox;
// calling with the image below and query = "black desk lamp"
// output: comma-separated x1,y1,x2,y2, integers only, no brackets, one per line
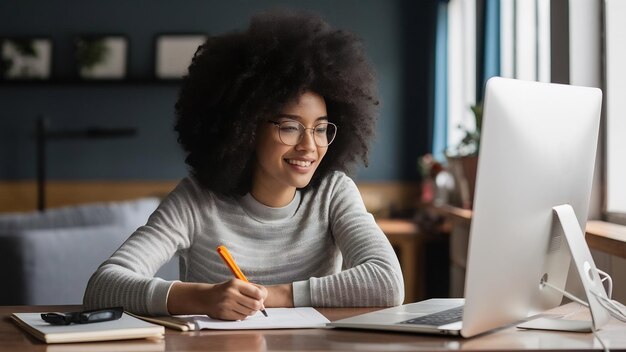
35,116,137,211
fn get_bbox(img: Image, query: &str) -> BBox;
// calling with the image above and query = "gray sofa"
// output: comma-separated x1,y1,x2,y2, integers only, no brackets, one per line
0,198,179,305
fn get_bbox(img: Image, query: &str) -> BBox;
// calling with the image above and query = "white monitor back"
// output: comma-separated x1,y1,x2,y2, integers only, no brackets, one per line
461,77,603,337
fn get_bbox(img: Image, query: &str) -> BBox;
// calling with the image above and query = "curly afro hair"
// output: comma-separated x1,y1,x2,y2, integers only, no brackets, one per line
174,9,379,196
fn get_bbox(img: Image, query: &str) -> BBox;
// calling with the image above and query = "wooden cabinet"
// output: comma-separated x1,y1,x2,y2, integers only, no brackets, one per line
376,218,449,303
431,204,626,300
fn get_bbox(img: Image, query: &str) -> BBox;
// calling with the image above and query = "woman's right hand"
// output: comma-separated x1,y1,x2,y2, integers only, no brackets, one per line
204,279,267,320
167,280,267,320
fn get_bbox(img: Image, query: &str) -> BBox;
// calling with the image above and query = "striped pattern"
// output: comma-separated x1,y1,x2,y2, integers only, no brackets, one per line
83,172,404,315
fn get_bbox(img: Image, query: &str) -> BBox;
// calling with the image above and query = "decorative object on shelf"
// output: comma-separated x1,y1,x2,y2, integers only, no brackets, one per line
0,37,52,80
445,154,477,209
445,102,483,209
154,34,207,79
419,153,454,206
75,35,128,79
418,154,441,204
35,116,137,211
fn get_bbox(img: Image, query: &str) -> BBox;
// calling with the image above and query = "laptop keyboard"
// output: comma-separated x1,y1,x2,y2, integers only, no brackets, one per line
398,305,464,327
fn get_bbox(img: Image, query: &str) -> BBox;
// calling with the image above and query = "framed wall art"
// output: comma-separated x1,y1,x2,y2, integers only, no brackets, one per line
0,37,52,80
75,35,128,80
154,34,207,79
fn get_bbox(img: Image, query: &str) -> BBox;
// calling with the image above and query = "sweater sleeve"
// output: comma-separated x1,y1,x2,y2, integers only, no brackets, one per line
305,174,405,307
83,178,198,316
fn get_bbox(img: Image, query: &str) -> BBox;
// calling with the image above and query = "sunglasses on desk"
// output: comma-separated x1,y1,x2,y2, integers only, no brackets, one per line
41,307,124,325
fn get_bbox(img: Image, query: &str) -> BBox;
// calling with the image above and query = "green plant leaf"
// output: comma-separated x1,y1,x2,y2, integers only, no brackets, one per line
76,38,110,70
7,39,37,57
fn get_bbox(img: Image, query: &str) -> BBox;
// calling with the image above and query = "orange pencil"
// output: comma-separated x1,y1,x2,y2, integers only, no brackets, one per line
217,245,268,317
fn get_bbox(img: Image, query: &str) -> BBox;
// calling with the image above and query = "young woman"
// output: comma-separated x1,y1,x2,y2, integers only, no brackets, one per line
84,10,404,320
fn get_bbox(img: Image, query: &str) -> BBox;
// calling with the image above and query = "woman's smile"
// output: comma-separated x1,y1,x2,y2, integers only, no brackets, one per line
252,91,329,207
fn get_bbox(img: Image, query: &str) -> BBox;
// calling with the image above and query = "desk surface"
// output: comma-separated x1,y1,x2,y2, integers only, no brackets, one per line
2,304,625,351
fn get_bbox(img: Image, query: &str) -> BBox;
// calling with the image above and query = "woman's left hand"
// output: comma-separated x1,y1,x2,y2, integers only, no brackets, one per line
261,283,294,307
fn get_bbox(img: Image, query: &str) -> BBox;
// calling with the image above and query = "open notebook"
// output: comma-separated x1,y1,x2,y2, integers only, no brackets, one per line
131,307,329,331
11,312,164,344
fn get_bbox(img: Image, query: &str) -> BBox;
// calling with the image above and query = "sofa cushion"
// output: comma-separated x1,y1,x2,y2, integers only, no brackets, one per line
0,197,161,232
0,225,127,305
0,197,179,305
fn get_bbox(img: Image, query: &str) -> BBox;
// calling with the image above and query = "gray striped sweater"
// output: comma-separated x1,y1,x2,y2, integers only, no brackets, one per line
83,171,404,316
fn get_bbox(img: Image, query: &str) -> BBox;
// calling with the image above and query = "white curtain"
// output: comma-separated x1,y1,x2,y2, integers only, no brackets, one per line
499,0,551,82
447,0,476,152
603,0,626,216
446,0,552,152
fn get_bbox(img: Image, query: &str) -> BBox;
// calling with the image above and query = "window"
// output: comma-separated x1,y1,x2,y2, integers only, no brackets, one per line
604,0,626,225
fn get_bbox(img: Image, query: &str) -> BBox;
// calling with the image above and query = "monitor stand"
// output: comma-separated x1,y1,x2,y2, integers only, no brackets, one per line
517,204,611,333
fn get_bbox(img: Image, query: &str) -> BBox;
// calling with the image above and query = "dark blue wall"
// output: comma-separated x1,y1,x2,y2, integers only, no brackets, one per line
0,0,434,181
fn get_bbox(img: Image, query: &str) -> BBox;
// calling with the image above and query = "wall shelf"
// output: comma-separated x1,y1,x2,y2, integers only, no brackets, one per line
0,79,181,87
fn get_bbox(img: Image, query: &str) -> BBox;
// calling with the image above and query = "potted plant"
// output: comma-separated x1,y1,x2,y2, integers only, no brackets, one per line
445,102,483,209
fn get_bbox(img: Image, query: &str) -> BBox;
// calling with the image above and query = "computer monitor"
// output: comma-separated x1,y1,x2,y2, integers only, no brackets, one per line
461,77,610,337
327,77,612,338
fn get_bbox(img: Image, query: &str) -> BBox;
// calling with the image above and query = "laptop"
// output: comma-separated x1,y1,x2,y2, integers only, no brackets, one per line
328,78,604,337
328,298,465,336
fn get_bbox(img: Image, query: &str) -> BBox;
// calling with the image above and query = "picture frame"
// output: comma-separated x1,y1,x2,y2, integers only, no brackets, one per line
0,37,52,80
75,35,128,80
154,34,207,80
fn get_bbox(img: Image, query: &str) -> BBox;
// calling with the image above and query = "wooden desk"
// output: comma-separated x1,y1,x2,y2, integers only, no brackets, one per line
376,219,423,303
377,218,450,303
2,304,626,351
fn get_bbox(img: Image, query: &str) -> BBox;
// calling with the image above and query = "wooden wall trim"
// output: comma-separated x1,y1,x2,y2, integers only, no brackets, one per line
0,180,420,214
0,180,179,213
356,181,421,218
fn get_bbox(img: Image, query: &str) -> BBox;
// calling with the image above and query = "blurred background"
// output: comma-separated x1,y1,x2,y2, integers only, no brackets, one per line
0,0,435,203
2,0,625,307
0,0,436,305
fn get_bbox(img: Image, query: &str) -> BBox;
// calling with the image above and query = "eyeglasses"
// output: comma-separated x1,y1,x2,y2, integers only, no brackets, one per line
41,307,123,325
267,120,337,147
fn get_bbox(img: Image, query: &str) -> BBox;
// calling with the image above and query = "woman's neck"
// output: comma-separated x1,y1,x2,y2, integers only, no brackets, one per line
250,185,296,208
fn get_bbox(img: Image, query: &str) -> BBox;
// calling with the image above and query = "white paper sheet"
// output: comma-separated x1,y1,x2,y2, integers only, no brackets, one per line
174,308,329,330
